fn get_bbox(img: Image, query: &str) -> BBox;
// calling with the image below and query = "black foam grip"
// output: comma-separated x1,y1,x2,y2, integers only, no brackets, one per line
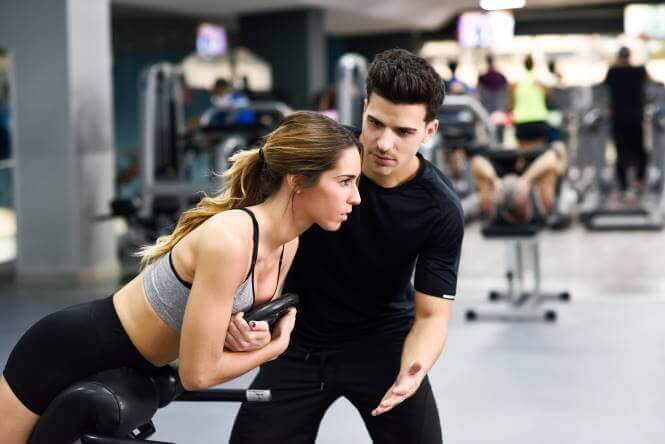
244,293,299,325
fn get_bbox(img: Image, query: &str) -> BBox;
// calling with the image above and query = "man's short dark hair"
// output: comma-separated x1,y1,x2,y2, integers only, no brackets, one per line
214,78,230,91
618,46,630,60
366,48,445,122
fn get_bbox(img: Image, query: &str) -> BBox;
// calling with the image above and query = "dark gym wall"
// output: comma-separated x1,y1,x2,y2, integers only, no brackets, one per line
111,6,204,153
326,32,424,84
239,9,326,110
341,32,423,61
513,5,623,35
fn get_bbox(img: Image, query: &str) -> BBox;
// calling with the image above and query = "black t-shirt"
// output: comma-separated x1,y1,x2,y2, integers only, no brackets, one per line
283,153,464,350
604,65,647,123
474,146,549,178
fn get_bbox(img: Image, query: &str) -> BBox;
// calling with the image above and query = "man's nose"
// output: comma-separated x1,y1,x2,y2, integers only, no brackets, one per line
376,129,395,152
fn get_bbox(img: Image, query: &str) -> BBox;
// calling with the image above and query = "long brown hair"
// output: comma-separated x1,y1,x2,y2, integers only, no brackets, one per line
138,111,362,266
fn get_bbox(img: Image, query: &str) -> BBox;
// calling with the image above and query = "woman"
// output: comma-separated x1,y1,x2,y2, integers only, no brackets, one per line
510,55,550,150
0,111,363,443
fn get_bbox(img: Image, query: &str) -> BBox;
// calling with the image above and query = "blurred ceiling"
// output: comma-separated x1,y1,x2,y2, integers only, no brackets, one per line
113,0,627,35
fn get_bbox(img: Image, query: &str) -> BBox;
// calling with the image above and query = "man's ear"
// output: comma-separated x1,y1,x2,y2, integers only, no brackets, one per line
423,119,439,144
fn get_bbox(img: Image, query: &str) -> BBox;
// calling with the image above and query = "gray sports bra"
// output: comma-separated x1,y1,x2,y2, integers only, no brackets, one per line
143,208,284,332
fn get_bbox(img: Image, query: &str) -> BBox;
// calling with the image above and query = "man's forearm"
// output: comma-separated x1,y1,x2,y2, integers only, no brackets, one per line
400,316,449,374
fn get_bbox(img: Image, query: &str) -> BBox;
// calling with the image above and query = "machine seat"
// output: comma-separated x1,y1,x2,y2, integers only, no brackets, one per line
481,223,541,238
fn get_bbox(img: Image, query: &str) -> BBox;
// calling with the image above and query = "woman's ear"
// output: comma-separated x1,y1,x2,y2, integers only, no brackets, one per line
285,174,302,194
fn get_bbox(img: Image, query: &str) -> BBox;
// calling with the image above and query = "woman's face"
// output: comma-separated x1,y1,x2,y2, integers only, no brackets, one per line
297,147,362,231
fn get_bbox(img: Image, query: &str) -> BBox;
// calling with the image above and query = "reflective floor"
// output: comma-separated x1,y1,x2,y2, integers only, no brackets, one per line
1,223,664,443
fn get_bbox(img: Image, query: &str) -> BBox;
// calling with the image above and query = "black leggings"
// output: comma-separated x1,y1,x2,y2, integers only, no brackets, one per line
612,120,647,191
3,295,160,415
230,340,443,444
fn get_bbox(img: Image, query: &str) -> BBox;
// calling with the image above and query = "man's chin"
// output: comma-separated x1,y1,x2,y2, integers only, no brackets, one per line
366,163,393,176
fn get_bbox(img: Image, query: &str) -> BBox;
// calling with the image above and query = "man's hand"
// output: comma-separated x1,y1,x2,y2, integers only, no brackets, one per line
371,362,424,416
224,312,271,352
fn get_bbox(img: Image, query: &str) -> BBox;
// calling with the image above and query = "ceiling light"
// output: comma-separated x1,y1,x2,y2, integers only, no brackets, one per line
480,0,526,11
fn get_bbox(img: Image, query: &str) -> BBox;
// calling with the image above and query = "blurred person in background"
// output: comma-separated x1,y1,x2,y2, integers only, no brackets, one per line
603,46,649,198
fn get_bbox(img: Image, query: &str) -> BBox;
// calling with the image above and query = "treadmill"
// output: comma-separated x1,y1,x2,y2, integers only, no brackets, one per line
582,104,665,231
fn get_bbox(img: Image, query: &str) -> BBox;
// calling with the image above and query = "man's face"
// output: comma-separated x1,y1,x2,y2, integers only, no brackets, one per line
360,93,438,187
213,86,227,98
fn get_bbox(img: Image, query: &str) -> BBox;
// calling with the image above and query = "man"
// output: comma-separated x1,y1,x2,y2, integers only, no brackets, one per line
446,59,472,95
199,78,252,127
471,142,568,224
477,54,508,114
603,46,649,195
229,48,464,443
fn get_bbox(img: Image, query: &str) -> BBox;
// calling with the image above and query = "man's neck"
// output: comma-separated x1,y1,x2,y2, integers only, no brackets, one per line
364,155,421,188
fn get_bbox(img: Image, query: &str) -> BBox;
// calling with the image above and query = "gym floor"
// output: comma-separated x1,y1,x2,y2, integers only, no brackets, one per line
1,224,664,443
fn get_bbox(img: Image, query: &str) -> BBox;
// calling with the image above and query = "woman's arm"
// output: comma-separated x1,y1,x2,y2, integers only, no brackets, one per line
225,237,300,352
177,219,292,390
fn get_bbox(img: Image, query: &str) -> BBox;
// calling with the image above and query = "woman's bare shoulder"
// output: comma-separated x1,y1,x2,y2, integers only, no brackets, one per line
196,210,254,254
203,210,253,236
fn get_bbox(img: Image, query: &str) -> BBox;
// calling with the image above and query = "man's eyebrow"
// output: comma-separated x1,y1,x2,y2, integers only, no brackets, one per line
368,114,416,132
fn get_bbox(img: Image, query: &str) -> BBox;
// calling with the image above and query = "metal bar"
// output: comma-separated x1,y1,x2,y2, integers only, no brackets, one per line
441,95,498,145
533,240,541,297
176,389,271,402
516,241,524,300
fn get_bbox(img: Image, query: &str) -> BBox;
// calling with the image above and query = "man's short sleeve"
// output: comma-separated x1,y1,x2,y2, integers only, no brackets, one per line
414,208,464,299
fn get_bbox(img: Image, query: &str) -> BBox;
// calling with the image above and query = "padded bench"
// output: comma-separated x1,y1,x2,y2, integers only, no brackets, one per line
465,222,570,322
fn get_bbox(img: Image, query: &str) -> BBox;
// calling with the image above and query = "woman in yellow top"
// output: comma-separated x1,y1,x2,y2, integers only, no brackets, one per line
0,111,363,444
509,55,549,149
